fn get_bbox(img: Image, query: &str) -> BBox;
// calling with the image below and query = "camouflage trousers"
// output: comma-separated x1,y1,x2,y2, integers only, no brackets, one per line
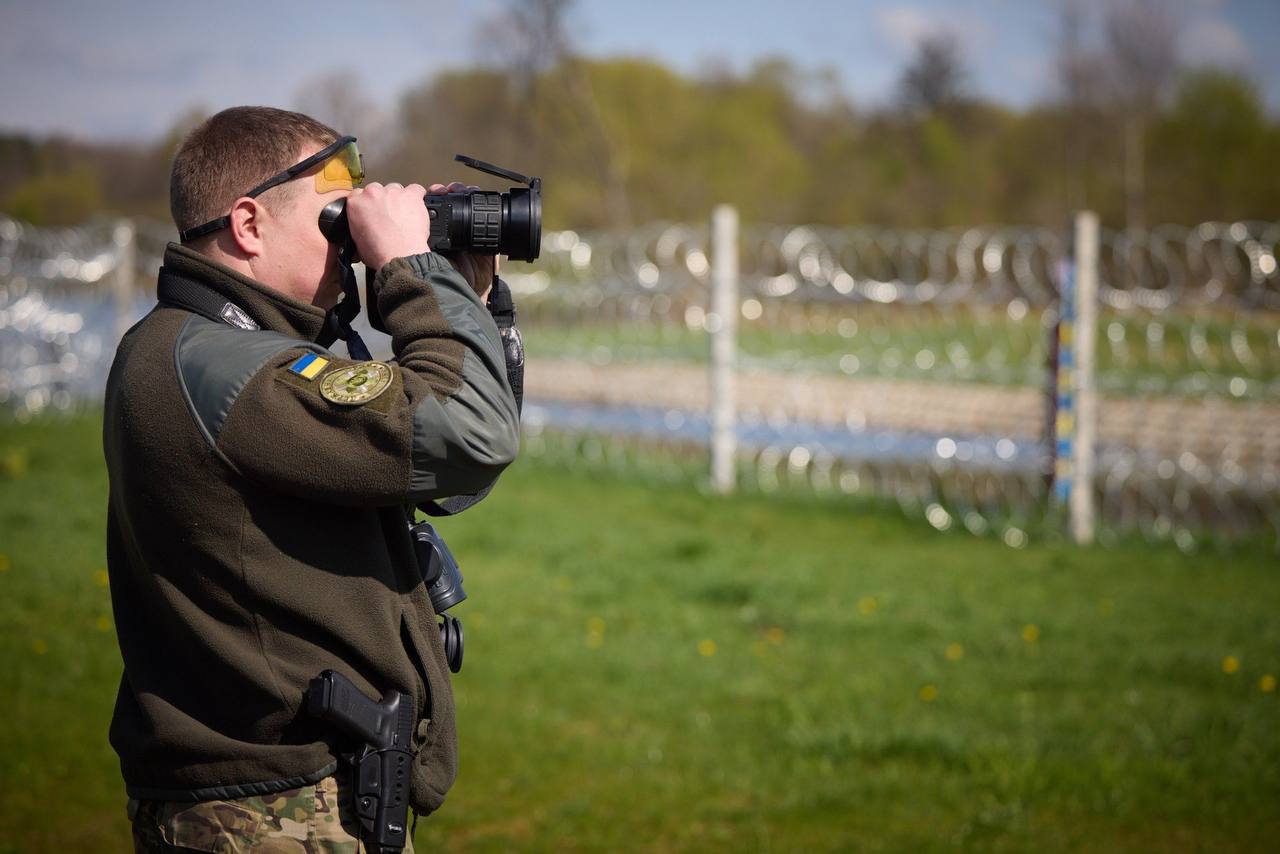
129,774,415,853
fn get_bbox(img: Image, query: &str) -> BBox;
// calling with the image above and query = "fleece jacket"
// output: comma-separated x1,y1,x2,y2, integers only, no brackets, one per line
102,243,519,814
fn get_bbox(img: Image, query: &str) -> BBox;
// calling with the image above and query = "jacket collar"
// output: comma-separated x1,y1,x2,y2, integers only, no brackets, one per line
161,242,329,341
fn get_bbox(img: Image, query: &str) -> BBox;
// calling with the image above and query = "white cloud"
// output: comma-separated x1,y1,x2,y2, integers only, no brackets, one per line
877,6,940,53
1181,16,1250,68
875,3,988,57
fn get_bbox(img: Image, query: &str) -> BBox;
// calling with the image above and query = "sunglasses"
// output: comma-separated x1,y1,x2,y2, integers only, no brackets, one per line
179,135,364,243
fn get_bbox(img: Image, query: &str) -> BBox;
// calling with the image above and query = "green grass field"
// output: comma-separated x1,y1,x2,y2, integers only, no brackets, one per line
2,413,1278,852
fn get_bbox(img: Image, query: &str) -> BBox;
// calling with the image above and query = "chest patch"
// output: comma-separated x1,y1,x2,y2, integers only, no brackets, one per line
320,361,394,405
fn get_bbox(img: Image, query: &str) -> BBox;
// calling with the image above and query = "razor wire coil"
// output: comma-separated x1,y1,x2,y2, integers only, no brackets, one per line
3,213,1277,550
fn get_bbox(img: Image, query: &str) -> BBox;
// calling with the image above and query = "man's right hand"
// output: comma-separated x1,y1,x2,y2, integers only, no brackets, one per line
345,182,431,272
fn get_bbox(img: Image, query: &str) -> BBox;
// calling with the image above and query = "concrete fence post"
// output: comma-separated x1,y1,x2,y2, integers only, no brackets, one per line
710,204,739,494
1055,211,1099,544
1070,211,1099,545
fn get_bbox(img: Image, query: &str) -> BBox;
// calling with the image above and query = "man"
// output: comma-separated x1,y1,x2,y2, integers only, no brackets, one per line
103,106,520,851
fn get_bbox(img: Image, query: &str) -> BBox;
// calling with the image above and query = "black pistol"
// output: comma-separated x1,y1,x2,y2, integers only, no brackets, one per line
307,670,415,853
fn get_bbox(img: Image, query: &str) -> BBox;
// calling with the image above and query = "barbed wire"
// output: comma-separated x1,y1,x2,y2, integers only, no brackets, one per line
2,214,1277,549
0,215,173,285
512,219,1279,549
509,220,1278,390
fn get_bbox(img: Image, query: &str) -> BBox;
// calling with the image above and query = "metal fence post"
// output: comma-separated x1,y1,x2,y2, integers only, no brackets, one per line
113,219,136,344
710,204,739,494
1070,211,1099,544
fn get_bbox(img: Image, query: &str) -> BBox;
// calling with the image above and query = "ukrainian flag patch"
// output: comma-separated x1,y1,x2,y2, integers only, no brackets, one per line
288,353,329,380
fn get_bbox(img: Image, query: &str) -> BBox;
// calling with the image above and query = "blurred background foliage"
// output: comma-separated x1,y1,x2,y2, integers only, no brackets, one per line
2,0,1277,232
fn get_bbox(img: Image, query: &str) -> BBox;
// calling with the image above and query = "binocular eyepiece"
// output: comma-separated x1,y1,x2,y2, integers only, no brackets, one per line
318,154,542,262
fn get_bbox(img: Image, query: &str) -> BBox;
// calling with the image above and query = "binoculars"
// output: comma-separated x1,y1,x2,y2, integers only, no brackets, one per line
318,154,542,262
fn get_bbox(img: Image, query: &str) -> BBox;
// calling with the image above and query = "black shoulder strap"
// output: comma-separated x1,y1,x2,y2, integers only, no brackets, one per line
316,239,372,361
486,276,525,410
156,267,259,330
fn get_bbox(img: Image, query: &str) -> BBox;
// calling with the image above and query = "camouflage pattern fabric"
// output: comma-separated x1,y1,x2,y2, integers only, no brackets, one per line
130,775,415,853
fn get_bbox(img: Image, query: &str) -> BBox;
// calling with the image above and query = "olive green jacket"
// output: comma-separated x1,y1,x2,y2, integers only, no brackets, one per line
103,243,519,813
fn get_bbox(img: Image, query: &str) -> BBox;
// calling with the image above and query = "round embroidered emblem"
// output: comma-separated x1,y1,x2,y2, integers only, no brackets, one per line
320,361,393,405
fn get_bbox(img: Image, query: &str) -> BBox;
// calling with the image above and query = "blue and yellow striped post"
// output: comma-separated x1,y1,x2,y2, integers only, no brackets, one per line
1054,253,1077,504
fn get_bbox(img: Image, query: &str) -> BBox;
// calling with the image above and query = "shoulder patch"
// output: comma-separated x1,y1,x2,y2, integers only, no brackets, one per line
320,361,394,406
287,353,329,380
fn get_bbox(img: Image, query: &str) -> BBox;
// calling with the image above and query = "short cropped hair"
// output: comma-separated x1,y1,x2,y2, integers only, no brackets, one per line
170,106,339,238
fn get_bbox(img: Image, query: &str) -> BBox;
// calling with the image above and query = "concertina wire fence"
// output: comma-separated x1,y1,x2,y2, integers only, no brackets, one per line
2,213,1277,550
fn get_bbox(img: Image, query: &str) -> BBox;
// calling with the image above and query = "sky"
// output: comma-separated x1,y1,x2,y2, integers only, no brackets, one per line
0,0,1275,141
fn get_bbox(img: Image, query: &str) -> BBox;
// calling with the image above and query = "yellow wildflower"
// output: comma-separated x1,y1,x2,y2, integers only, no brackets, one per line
2,448,28,478
585,616,605,649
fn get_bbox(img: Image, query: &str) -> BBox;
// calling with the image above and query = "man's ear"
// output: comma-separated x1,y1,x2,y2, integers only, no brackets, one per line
228,197,266,257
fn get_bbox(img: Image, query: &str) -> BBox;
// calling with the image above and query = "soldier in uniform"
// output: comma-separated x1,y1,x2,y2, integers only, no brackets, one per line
103,106,520,852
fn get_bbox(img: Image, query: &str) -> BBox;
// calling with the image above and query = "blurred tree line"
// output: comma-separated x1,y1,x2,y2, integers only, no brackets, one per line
2,0,1277,231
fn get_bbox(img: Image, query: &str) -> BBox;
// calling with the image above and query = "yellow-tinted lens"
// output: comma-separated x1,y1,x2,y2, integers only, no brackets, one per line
315,142,363,192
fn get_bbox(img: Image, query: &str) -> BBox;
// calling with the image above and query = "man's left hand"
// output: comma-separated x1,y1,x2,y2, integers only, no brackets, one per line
429,182,498,302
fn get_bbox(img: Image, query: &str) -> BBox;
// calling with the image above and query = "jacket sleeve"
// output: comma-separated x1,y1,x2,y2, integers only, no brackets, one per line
178,253,520,506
